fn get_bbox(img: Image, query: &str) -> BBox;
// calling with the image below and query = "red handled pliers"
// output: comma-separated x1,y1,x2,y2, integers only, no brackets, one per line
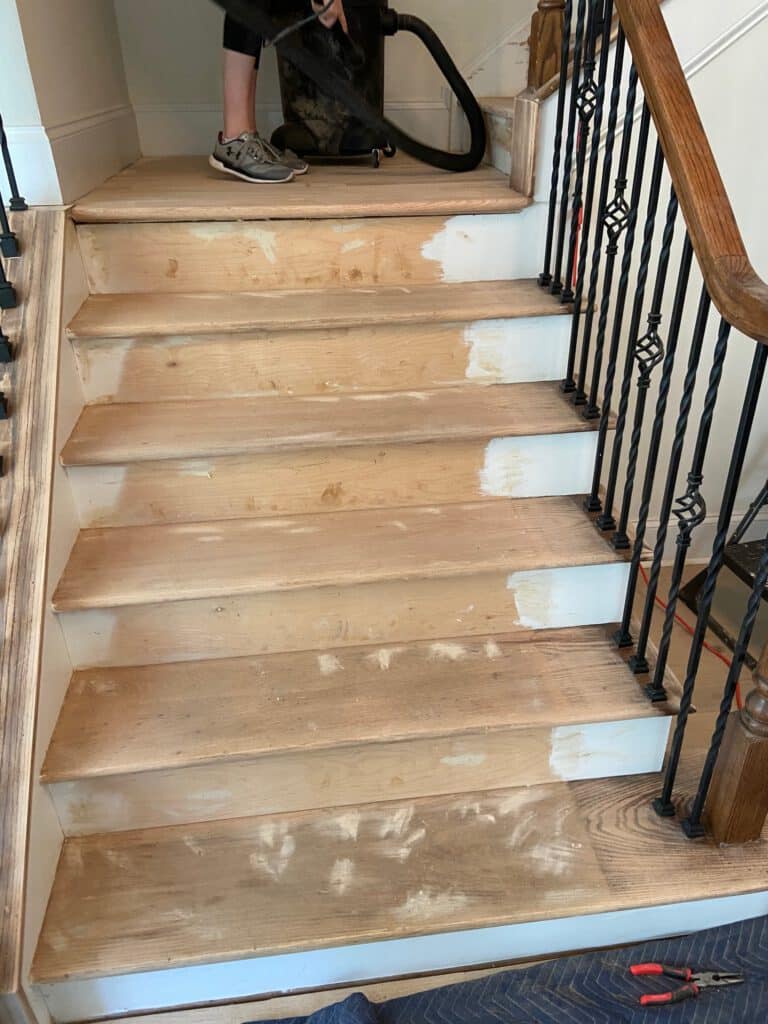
630,962,744,1006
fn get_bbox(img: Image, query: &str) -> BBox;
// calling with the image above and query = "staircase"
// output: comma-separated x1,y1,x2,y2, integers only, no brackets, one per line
30,157,689,1021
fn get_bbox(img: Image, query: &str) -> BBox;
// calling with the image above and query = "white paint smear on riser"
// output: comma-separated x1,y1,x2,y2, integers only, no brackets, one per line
421,207,546,282
464,316,571,383
481,433,598,498
508,563,631,630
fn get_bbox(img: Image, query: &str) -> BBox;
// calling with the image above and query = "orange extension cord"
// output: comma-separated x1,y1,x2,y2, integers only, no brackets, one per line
638,563,742,710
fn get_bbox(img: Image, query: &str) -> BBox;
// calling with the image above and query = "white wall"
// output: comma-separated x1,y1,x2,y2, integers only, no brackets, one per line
1,0,140,204
113,0,535,155
0,0,60,203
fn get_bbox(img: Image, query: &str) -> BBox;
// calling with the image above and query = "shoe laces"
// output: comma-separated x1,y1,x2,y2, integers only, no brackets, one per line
244,132,285,164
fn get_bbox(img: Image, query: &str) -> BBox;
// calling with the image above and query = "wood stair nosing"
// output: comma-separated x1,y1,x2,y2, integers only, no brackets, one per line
66,279,570,340
41,627,666,784
32,764,768,986
60,383,597,467
51,497,625,613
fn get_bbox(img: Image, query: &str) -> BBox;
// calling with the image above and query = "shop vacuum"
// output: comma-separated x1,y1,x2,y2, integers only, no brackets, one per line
213,0,487,171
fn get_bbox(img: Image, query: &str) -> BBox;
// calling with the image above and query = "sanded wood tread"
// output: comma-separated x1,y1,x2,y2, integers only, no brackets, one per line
71,155,529,223
42,628,663,782
32,765,768,983
67,280,568,340
52,498,621,612
61,384,595,467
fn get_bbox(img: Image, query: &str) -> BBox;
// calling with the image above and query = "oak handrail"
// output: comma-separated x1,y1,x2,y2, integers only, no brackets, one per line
616,0,768,343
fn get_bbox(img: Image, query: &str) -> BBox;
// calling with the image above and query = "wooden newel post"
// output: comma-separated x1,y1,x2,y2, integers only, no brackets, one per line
705,644,768,843
528,1,567,92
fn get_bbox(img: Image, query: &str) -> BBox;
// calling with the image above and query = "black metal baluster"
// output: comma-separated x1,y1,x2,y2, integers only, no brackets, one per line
540,0,575,289
643,320,730,703
551,0,588,297
655,341,768,817
596,135,664,531
0,323,12,363
611,185,679,554
0,113,27,212
683,530,768,837
560,0,603,311
0,257,17,310
587,95,649,514
615,235,693,649
569,11,621,408
1,187,19,258
629,284,711,677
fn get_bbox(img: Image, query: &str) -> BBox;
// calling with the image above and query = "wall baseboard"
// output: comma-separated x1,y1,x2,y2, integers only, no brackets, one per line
133,101,449,157
2,127,62,206
47,105,140,205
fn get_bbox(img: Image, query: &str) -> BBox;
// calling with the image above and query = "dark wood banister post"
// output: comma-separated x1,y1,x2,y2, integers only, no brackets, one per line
705,642,768,843
528,1,566,92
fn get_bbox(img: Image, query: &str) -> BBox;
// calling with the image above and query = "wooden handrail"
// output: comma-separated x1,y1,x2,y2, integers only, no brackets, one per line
616,0,768,343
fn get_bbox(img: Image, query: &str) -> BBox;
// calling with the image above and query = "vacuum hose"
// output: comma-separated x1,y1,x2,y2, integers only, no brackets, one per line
213,0,487,172
380,10,487,172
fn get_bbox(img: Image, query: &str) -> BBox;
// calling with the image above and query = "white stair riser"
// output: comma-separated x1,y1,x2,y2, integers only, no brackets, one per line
56,562,630,669
76,209,547,294
36,891,768,1022
72,315,572,404
47,716,670,836
67,431,598,528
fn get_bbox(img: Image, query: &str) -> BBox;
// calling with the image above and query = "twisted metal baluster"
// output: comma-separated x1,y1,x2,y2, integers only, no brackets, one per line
644,320,730,703
551,0,588,296
615,235,693,650
596,135,664,531
629,283,711,676
683,531,768,837
569,14,623,408
540,0,575,288
0,186,19,258
587,94,649,513
0,113,26,211
611,185,679,554
0,257,17,310
655,341,768,817
560,0,603,310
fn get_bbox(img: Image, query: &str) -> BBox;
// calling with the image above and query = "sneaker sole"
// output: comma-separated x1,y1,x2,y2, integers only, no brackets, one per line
209,155,295,184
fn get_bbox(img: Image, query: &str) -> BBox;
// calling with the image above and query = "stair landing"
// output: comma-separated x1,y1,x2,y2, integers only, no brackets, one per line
71,154,529,223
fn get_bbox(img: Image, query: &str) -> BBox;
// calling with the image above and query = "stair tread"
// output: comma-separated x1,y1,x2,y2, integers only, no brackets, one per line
62,384,595,466
32,767,768,983
67,279,568,340
52,498,622,612
71,154,530,223
43,628,663,782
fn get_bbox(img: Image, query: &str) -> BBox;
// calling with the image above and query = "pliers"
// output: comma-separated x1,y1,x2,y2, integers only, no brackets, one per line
630,962,744,1006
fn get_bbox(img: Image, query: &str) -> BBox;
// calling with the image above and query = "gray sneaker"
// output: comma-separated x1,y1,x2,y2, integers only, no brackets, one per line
258,134,310,176
209,132,294,184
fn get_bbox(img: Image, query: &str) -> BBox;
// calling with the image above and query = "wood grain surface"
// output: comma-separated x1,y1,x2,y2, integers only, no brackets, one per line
71,154,528,224
0,211,66,995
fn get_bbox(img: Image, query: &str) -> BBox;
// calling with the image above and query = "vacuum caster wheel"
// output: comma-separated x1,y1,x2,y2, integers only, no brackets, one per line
371,149,381,168
383,143,397,158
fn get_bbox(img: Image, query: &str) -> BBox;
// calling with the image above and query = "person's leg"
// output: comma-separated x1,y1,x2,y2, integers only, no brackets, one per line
211,14,294,183
222,14,261,140
223,49,257,140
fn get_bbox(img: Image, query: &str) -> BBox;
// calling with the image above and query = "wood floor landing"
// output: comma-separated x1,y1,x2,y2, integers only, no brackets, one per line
71,155,529,224
33,765,768,984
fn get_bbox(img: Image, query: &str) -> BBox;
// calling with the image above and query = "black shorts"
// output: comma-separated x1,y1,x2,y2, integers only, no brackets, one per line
223,4,265,66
